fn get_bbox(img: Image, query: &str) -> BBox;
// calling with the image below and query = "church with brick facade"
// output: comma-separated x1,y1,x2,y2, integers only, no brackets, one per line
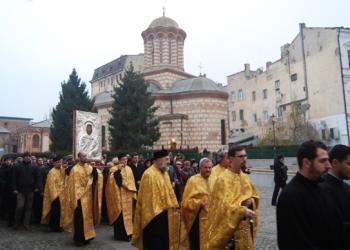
91,15,229,152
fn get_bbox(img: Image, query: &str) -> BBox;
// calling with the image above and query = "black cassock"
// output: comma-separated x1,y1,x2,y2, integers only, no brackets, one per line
320,173,350,249
277,172,341,250
72,168,98,246
143,210,169,250
189,213,200,250
113,170,129,241
49,197,62,232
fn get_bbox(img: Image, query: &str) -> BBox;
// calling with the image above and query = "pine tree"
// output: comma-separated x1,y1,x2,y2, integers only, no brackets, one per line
50,69,95,153
109,63,160,150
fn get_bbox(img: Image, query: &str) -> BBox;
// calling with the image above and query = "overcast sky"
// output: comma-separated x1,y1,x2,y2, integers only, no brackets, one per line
1,0,349,122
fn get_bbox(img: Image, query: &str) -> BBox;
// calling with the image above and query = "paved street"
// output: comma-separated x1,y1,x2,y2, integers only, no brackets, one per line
0,176,278,250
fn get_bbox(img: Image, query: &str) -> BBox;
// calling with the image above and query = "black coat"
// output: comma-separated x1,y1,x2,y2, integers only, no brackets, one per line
129,162,146,189
320,173,350,249
12,161,40,194
277,172,341,250
273,159,288,186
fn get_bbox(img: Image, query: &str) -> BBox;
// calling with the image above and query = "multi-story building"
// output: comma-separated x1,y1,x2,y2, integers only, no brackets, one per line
0,116,32,154
17,119,51,153
226,24,350,146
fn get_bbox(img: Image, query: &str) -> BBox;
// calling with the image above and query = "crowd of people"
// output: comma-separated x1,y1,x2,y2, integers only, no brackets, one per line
0,140,349,250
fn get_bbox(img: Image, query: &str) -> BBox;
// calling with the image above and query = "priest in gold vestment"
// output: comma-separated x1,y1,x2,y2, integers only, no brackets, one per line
207,146,259,250
105,154,137,241
132,149,179,250
63,151,103,246
211,149,229,182
41,155,66,232
180,157,214,250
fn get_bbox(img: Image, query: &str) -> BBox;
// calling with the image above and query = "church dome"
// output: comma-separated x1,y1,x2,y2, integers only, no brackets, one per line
148,16,179,29
158,76,225,94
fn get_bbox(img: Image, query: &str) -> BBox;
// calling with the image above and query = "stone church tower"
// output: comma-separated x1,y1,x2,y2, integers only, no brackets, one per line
141,15,194,89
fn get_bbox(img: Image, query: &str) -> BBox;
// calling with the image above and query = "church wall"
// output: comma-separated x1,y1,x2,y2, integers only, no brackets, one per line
144,71,190,89
153,95,229,152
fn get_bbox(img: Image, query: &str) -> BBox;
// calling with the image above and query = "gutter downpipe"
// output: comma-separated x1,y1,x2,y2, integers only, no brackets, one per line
337,28,350,145
300,23,310,140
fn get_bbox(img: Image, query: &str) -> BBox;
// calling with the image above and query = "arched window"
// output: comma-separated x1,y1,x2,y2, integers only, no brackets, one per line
176,37,181,65
168,34,173,64
159,34,164,64
149,35,155,65
32,134,40,148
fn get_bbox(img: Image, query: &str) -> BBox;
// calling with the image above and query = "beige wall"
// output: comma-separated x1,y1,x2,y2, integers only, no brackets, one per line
225,26,346,144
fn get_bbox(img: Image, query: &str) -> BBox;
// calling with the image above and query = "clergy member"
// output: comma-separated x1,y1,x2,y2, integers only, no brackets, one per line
132,149,179,250
320,144,350,249
105,153,137,241
180,157,214,250
41,155,66,232
63,151,103,246
207,146,259,250
277,141,343,250
210,149,229,182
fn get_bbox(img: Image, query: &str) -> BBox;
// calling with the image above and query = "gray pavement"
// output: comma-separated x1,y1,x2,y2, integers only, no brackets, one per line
0,173,278,250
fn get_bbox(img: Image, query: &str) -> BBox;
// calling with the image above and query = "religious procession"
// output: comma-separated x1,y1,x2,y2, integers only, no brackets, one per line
0,139,350,250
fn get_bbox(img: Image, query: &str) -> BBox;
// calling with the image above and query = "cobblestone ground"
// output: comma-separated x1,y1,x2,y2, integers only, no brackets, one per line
0,186,277,250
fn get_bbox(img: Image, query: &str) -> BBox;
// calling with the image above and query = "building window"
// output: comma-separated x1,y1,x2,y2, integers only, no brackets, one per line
238,89,244,101
231,91,236,102
239,109,244,121
330,128,339,139
252,91,256,102
4,122,8,127
348,50,350,68
277,106,283,117
291,73,297,81
221,119,226,145
232,111,236,121
176,39,180,65
102,126,106,147
263,110,269,121
263,89,268,99
275,80,280,90
151,39,155,65
168,37,172,64
322,129,327,140
253,113,257,122
32,134,40,148
159,35,164,64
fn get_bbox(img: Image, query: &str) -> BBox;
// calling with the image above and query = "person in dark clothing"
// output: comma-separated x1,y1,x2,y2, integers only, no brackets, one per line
320,144,350,249
271,154,288,206
12,152,40,230
277,140,341,250
0,157,16,226
128,152,146,190
32,157,51,224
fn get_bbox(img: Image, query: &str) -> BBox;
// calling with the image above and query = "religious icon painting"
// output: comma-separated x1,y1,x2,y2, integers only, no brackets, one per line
73,110,102,160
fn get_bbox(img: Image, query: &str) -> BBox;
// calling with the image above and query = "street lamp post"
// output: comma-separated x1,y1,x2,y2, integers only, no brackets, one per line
271,114,276,159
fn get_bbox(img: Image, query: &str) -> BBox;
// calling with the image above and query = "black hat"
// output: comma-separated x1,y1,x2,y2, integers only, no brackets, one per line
23,152,31,157
117,153,127,159
3,156,12,161
63,155,73,161
52,155,63,162
153,149,169,160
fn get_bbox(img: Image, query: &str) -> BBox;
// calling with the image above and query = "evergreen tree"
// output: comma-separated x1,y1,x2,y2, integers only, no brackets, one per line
109,63,160,150
50,69,95,153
